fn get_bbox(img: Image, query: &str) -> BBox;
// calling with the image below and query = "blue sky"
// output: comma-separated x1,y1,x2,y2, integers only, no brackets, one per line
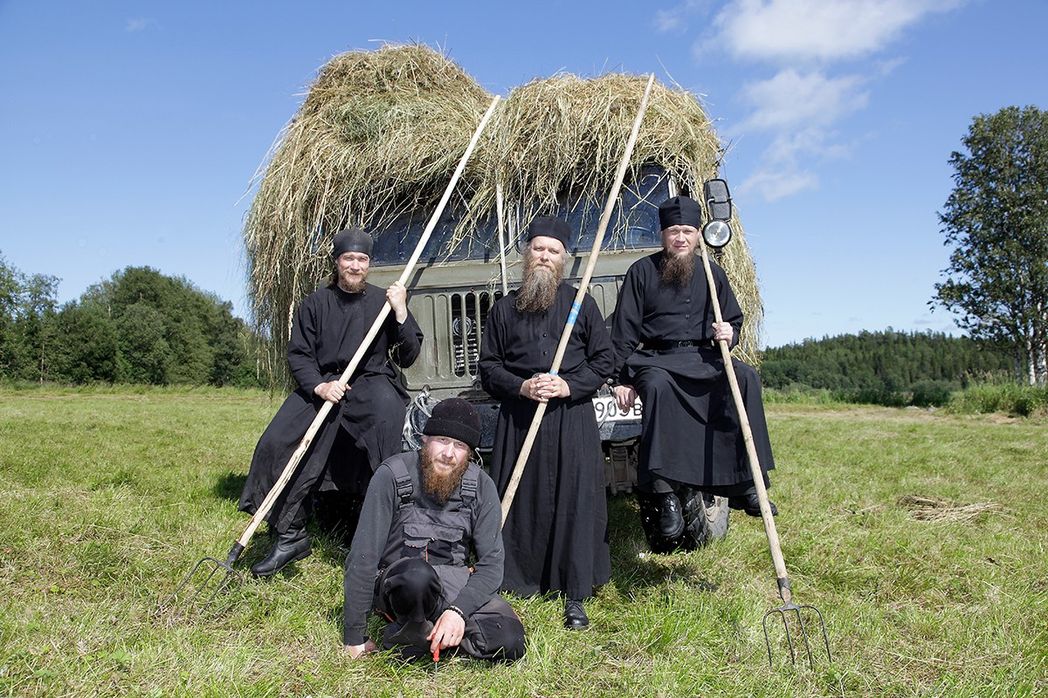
1,0,1045,347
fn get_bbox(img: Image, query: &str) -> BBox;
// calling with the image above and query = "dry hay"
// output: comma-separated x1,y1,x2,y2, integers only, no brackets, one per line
472,72,761,362
243,43,493,375
245,44,766,379
898,495,1002,522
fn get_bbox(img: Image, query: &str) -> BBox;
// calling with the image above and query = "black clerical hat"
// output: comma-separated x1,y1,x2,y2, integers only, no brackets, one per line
332,227,373,257
658,196,702,230
526,216,571,251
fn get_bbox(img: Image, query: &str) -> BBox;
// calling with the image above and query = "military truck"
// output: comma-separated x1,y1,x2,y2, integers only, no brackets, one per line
367,164,731,539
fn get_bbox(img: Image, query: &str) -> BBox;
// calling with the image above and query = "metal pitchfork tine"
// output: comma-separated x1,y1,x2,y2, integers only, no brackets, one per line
165,544,245,614
696,178,831,669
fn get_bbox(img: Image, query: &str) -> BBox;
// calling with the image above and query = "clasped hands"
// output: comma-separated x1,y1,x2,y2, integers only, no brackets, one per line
520,373,570,402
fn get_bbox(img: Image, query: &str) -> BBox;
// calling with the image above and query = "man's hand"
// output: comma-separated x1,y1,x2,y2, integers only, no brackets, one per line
520,373,570,402
613,384,638,412
314,380,348,404
712,321,734,346
344,639,378,659
428,609,466,656
386,281,408,323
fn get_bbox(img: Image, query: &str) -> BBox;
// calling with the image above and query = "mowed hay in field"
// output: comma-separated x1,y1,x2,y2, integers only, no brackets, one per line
898,494,1003,522
245,45,765,380
244,44,493,377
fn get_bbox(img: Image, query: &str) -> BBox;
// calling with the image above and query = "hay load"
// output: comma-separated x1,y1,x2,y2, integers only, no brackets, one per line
244,44,493,374
472,73,762,361
245,44,765,381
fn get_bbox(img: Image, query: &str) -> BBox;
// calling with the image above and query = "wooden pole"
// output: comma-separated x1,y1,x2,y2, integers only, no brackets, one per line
496,180,509,295
697,238,792,603
500,75,656,525
233,96,502,557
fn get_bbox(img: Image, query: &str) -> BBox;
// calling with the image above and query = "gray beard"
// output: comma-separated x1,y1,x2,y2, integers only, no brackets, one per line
660,250,695,288
516,257,563,313
420,448,470,504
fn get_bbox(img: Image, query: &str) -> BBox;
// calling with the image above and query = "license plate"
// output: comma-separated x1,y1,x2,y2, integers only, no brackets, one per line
592,395,643,423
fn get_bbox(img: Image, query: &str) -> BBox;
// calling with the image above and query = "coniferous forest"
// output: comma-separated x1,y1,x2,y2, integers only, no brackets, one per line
760,329,1014,406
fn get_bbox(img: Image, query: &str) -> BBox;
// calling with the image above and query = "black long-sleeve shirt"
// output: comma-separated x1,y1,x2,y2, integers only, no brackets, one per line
287,283,422,394
611,252,743,375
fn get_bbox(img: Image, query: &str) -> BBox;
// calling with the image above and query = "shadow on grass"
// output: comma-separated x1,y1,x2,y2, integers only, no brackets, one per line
214,471,248,501
605,493,720,594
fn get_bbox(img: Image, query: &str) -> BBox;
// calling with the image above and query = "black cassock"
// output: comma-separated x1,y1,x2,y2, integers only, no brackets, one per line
479,283,615,600
238,283,423,533
611,252,774,494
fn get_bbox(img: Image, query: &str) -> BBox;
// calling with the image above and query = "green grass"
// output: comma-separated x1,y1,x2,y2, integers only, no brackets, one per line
0,387,1045,696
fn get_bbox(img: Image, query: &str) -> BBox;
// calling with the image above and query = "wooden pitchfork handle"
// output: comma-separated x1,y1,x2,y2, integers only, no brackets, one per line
224,96,502,566
500,75,656,526
697,238,794,604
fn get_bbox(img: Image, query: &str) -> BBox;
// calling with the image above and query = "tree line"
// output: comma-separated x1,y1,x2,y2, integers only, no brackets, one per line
760,329,1014,405
0,253,262,388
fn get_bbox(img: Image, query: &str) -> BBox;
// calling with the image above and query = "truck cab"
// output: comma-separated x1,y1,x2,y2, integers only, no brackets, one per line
367,165,680,492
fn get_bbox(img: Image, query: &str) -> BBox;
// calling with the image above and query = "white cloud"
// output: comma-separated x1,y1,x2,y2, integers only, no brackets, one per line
738,69,868,131
125,18,155,32
653,0,712,33
739,166,818,201
708,0,961,63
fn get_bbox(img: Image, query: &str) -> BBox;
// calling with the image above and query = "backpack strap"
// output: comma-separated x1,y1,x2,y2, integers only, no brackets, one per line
385,456,414,507
459,463,479,504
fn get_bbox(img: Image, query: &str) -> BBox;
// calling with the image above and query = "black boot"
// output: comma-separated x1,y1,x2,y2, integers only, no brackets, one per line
563,599,589,630
251,529,312,577
637,491,686,553
728,490,778,517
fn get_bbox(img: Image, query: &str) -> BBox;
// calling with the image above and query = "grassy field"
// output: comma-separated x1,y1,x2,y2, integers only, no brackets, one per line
0,386,1045,697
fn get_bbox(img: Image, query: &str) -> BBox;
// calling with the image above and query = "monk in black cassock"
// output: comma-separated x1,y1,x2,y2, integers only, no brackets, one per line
611,195,777,553
238,227,423,577
479,216,615,630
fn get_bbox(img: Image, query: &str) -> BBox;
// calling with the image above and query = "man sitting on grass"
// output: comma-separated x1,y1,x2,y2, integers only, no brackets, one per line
343,398,526,663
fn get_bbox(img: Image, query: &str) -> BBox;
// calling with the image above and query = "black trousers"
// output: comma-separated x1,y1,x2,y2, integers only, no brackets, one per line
375,558,526,663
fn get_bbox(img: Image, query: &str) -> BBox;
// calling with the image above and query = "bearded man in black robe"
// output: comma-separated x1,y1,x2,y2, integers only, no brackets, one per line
238,227,423,577
479,216,615,630
611,195,777,553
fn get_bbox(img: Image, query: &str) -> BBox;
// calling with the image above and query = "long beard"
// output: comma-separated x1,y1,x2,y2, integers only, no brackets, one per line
660,250,695,288
420,448,470,504
516,255,563,313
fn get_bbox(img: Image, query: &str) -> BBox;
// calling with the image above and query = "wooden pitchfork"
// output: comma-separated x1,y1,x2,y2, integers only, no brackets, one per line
500,74,656,524
696,219,831,669
162,95,501,615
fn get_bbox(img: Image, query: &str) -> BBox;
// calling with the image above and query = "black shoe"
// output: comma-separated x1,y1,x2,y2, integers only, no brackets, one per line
728,493,778,517
250,530,312,577
564,599,589,630
637,491,687,553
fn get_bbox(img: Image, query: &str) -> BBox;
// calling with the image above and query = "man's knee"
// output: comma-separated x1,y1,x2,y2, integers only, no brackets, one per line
461,596,526,663
378,557,442,625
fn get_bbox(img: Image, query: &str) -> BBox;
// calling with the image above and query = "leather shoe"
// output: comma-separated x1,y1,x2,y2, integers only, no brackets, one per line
251,530,312,577
728,492,778,517
563,599,589,630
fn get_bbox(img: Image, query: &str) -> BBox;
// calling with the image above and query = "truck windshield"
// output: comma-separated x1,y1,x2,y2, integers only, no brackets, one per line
369,165,672,267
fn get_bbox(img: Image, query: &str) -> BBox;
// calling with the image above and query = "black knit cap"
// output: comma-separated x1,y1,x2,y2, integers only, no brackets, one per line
658,195,703,230
332,227,373,258
422,397,481,450
526,216,572,251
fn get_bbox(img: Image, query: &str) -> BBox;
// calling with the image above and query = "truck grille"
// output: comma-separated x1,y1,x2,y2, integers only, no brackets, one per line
451,291,502,377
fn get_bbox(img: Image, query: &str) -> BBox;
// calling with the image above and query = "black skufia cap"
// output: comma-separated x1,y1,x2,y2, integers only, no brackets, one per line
526,216,571,251
658,196,702,230
332,227,373,257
